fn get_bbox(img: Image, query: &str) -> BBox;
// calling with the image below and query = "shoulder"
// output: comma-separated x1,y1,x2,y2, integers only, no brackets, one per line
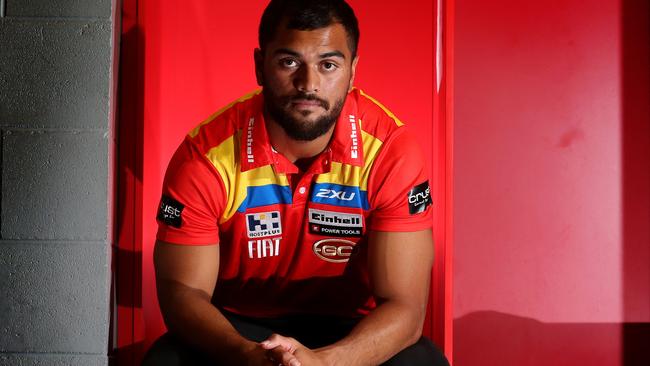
185,89,262,155
348,89,423,170
165,91,263,191
351,88,406,143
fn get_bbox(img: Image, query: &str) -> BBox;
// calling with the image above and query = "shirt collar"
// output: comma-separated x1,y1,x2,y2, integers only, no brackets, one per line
240,91,364,173
328,92,364,167
240,93,275,172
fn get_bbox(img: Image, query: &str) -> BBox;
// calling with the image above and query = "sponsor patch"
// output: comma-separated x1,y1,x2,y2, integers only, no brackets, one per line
349,114,359,159
157,195,184,228
246,211,282,238
246,117,254,163
310,183,369,209
408,180,432,214
247,237,281,259
313,238,359,263
308,209,363,237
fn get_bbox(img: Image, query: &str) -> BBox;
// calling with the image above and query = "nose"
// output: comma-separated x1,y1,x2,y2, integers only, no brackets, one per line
294,64,320,93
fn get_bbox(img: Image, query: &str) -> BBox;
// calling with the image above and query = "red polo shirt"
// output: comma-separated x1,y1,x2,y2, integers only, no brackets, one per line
157,88,433,318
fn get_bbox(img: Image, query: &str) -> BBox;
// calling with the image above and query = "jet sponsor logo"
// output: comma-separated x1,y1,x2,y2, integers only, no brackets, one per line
246,211,282,238
248,237,281,259
407,180,432,214
308,209,363,237
313,239,359,263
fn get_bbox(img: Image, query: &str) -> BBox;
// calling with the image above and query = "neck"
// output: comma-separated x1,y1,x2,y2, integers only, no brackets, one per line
265,115,335,163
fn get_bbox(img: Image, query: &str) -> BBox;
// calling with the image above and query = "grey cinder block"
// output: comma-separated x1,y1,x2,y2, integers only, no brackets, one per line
5,0,111,18
0,354,107,366
0,242,109,354
0,18,112,129
1,130,109,240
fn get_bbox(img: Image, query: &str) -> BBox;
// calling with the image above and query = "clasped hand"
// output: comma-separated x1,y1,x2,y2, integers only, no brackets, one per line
256,333,331,366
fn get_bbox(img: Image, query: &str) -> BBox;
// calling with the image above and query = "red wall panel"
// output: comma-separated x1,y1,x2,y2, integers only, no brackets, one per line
117,0,451,363
454,0,649,364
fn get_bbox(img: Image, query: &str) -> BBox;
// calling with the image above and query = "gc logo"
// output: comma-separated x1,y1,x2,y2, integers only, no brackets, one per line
312,239,358,263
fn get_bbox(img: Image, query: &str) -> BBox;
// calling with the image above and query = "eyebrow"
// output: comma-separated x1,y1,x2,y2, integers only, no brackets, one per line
274,48,346,60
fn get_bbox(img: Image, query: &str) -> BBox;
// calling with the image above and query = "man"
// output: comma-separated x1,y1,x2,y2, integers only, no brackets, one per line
144,0,449,365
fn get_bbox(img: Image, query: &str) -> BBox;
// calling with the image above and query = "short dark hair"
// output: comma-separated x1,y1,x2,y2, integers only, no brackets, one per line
258,0,360,59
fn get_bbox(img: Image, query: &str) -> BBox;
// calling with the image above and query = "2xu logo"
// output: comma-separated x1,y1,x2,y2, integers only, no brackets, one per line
315,188,356,201
313,239,358,263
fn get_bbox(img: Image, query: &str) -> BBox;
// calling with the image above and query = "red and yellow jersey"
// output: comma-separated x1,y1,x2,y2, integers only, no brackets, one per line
157,88,433,318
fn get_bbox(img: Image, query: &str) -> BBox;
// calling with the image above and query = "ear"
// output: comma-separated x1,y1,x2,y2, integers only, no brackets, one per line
348,55,359,92
254,48,264,86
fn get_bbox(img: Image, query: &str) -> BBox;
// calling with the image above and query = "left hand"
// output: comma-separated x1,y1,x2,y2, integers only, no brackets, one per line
260,334,330,366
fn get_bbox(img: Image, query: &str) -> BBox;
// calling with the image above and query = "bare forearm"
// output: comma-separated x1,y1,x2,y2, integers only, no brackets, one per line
316,300,425,366
158,281,257,364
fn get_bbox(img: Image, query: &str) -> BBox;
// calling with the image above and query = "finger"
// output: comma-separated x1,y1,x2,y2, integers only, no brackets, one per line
260,334,297,353
268,346,301,366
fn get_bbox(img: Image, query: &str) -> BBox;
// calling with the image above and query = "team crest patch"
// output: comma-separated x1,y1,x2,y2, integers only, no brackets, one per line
246,211,282,238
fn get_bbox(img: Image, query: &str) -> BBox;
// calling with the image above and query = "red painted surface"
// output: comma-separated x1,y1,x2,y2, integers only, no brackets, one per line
454,0,649,364
116,0,452,363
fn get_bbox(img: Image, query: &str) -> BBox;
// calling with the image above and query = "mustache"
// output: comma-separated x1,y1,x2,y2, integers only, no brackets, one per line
286,93,329,109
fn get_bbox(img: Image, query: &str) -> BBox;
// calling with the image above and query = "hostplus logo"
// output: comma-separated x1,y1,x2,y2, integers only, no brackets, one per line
246,211,282,238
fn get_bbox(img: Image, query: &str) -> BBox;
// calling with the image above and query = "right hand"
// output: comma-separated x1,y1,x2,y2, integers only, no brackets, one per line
243,342,285,366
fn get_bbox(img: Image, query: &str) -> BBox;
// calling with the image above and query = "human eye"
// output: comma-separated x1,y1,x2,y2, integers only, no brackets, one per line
279,58,299,68
321,61,339,72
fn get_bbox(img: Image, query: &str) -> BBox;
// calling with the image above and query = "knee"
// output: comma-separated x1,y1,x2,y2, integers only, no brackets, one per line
382,336,449,366
141,334,180,366
141,333,211,366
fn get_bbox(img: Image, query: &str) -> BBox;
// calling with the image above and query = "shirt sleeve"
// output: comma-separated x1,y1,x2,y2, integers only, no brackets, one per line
156,138,225,245
367,127,433,232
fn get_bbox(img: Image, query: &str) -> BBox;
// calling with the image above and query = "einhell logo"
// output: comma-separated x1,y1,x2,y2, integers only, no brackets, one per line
309,209,363,237
313,239,358,263
349,114,359,159
246,117,255,163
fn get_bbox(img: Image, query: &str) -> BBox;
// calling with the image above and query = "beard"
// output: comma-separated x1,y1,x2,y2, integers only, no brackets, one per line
263,87,347,141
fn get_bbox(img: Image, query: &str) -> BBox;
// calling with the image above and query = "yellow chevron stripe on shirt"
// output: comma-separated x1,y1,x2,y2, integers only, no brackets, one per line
359,89,405,127
189,89,262,138
204,131,289,222
315,130,384,191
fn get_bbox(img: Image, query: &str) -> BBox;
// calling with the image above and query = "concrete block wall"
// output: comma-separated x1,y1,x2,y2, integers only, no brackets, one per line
0,0,114,365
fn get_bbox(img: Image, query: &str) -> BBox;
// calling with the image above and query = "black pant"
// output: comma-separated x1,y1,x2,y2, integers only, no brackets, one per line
142,312,449,366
